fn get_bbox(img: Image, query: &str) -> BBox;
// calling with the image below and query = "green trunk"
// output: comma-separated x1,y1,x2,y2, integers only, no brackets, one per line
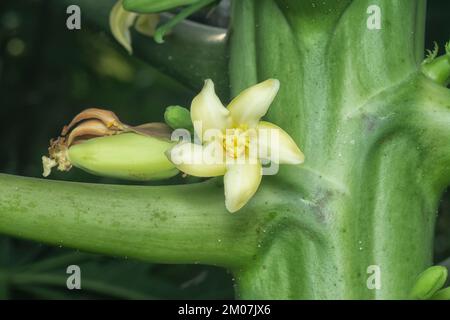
230,0,437,299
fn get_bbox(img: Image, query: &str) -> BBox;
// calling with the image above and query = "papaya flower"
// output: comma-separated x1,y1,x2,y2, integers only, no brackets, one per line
167,79,305,213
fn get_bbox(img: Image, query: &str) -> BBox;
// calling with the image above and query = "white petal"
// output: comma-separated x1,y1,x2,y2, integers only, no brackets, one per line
167,142,226,177
191,79,231,142
257,121,304,164
227,79,280,128
109,0,138,54
224,161,262,213
134,14,159,37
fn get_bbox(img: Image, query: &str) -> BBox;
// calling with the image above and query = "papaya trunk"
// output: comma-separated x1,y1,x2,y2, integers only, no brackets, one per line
230,0,438,299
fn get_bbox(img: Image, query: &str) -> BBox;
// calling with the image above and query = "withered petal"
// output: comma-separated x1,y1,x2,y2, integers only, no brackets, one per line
67,119,117,146
127,123,172,139
61,108,125,136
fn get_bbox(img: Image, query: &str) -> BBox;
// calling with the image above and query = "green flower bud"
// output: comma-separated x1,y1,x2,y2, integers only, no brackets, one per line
164,105,194,133
431,287,450,300
68,133,179,181
410,266,448,300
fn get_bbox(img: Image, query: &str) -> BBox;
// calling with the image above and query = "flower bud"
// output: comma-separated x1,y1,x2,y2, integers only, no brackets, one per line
42,108,179,181
409,266,448,300
164,105,194,133
431,287,450,300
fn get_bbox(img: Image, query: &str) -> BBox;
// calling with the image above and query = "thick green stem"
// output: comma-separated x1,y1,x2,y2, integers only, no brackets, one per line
230,0,448,299
0,174,290,269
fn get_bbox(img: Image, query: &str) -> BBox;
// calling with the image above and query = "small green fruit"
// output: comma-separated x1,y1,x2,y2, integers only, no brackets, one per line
68,133,179,181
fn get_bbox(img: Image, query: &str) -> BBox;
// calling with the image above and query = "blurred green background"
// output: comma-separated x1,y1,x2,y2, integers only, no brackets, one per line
0,0,448,299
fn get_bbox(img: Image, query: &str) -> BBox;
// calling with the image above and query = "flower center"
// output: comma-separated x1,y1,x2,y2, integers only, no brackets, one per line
223,128,247,159
223,128,252,159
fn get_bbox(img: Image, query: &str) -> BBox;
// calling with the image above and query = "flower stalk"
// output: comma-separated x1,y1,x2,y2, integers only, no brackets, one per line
123,0,200,13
